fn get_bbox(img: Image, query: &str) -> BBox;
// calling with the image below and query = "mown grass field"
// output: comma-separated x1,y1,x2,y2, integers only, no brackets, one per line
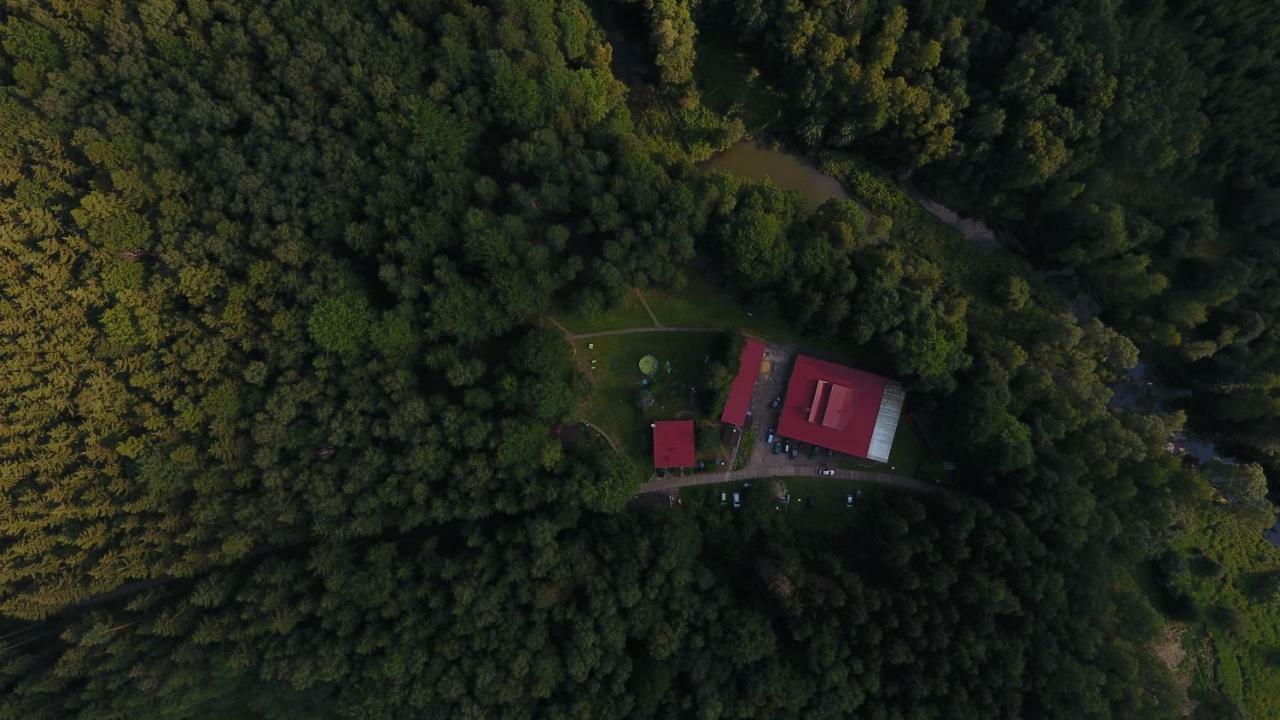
573,330,725,465
556,291,654,334
645,275,883,368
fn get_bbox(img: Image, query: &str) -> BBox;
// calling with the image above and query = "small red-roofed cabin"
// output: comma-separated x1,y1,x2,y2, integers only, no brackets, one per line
720,338,766,427
777,355,904,462
652,420,696,468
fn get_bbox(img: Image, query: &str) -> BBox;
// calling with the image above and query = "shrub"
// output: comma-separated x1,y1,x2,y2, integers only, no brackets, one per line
849,170,911,217
1189,554,1224,578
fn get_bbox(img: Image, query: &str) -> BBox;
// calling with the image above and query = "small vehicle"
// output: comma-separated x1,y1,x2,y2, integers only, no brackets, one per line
808,444,819,458
720,492,727,504
846,494,854,508
788,445,799,458
818,468,836,476
765,427,776,444
742,481,752,488
732,492,742,508
772,442,782,455
770,396,782,409
782,441,791,454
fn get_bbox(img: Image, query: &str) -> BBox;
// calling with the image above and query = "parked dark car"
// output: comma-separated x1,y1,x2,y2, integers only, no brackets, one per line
772,442,782,455
770,396,781,409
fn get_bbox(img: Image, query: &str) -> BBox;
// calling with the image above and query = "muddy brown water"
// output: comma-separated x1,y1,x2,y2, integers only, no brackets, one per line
702,141,849,213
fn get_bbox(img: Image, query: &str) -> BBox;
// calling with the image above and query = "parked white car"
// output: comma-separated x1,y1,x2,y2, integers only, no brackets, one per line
818,468,836,476
732,492,742,509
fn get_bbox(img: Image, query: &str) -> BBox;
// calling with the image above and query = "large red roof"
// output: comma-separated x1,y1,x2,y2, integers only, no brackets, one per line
776,355,889,458
720,338,765,427
652,420,696,468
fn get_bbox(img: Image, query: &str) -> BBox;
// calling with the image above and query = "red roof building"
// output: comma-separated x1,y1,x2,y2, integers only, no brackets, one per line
720,338,766,427
652,420,696,468
777,355,905,462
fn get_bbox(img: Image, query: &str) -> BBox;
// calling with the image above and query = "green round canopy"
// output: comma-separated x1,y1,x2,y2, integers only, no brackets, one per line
638,355,658,375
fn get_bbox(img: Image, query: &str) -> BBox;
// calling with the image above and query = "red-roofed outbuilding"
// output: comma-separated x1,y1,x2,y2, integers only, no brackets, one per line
777,355,904,462
720,338,765,427
652,420,696,468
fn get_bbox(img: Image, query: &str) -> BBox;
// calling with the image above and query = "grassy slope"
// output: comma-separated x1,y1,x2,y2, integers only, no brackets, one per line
1172,504,1280,717
839,417,945,482
573,330,724,464
645,275,882,367
557,290,654,334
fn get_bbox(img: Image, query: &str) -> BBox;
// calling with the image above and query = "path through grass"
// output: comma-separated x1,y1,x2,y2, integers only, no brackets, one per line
557,291,654,334
574,330,725,464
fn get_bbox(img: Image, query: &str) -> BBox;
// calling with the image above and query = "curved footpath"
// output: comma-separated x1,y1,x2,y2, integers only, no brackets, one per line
638,464,952,496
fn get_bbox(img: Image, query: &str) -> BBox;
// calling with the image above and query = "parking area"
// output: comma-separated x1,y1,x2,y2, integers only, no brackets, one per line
676,475,881,533
743,341,844,475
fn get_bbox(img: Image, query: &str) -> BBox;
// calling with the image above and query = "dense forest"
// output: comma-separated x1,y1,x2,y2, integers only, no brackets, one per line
1,0,1277,718
691,0,1280,476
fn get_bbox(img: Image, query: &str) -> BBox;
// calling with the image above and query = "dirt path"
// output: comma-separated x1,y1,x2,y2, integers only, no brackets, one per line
635,288,661,327
1152,623,1195,717
580,420,619,450
546,316,572,335
638,463,950,496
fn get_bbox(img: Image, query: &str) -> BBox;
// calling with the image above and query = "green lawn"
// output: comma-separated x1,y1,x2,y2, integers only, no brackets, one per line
733,429,755,470
645,274,779,332
645,275,881,367
575,330,726,464
679,475,883,533
556,290,654,334
554,273,811,346
838,419,945,482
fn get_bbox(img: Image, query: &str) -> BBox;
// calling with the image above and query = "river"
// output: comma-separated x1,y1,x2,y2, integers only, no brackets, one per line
702,141,1006,247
